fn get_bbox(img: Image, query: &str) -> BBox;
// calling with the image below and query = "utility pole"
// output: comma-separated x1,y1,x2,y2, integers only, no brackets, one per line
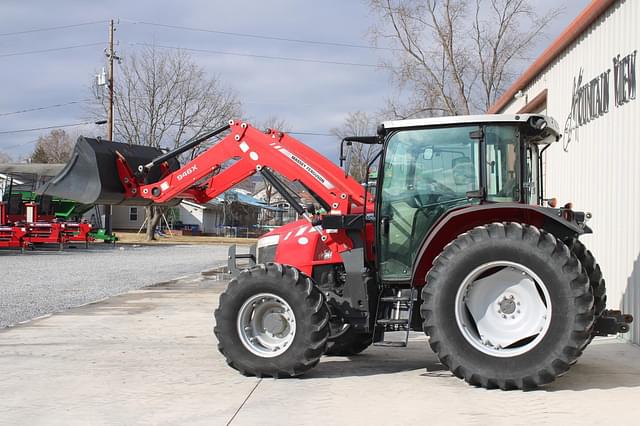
104,19,117,235
107,19,115,141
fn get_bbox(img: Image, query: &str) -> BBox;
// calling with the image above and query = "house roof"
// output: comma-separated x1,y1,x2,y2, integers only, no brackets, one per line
229,190,285,211
488,0,617,113
183,189,285,212
0,163,65,177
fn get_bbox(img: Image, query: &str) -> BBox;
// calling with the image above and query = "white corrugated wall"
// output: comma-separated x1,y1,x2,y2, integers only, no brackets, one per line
500,0,640,344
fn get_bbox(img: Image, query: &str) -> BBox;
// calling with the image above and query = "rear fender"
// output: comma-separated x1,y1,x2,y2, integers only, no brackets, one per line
411,203,587,287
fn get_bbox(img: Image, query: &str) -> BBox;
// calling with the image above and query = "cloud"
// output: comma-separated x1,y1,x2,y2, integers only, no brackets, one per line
0,0,591,161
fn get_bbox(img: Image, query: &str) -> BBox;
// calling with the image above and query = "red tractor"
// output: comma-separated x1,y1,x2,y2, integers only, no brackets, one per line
41,114,632,390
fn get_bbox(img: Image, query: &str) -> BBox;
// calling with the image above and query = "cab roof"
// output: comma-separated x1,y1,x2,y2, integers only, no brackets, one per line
382,114,560,142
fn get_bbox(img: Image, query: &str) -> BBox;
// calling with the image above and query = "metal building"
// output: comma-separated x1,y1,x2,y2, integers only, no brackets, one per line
490,0,639,344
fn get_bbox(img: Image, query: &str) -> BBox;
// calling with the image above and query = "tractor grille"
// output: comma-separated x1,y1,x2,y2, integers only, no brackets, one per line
257,244,277,264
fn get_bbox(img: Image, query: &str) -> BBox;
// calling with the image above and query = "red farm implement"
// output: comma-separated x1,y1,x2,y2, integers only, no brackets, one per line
0,201,94,252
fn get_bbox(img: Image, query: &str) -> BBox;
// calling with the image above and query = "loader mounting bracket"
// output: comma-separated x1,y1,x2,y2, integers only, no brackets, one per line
227,244,256,276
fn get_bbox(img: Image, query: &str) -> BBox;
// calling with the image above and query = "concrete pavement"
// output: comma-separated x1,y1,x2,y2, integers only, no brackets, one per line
0,244,230,327
1,273,639,425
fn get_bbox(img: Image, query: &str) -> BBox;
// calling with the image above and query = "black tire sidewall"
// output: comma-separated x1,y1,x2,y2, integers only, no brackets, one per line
425,232,578,381
215,265,328,376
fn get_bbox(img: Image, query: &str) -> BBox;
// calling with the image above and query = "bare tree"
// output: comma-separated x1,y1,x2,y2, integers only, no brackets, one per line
30,129,73,163
258,116,289,205
94,46,241,241
331,111,380,183
369,0,559,117
0,151,11,164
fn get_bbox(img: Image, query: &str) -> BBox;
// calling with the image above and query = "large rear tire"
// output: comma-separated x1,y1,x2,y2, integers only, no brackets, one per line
421,223,594,390
569,239,607,318
569,238,607,352
214,263,330,378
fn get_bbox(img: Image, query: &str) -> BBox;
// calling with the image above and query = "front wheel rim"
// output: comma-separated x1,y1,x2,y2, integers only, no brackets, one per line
454,261,552,358
237,292,296,358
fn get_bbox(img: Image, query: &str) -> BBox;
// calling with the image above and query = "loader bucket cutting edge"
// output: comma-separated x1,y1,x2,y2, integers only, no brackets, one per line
36,136,180,206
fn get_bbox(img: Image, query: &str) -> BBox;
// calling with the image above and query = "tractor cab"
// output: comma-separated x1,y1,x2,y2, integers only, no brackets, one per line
376,114,560,282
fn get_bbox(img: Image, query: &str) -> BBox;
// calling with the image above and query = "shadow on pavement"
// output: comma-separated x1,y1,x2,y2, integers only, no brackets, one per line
306,338,640,392
306,340,448,379
544,341,640,392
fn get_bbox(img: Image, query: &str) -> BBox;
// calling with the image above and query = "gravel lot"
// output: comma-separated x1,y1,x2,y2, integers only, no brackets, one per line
0,244,230,328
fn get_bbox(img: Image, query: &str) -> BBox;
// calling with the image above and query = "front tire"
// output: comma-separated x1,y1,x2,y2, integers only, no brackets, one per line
214,263,330,378
421,223,594,390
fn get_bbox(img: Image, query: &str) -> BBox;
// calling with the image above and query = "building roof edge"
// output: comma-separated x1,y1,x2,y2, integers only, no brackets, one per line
488,0,617,113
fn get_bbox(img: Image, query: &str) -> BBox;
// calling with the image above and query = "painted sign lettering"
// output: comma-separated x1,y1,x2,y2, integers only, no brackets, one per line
563,49,637,151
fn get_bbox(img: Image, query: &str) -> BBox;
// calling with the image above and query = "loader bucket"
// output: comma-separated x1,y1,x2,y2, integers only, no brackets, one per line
37,136,180,206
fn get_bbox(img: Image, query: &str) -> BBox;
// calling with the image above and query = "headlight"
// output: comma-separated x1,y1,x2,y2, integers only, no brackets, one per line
256,235,279,263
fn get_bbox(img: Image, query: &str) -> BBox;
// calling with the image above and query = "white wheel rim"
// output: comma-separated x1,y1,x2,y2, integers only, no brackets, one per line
454,261,552,357
237,292,296,358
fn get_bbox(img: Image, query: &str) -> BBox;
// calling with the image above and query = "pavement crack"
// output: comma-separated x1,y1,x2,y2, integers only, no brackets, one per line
227,378,262,425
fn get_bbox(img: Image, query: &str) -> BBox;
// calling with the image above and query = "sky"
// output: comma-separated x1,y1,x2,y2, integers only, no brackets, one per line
0,0,591,162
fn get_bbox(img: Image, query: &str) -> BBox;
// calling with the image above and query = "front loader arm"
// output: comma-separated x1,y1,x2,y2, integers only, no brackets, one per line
117,119,371,250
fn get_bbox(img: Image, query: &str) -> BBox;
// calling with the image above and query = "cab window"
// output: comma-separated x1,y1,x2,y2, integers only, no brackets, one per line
379,126,480,280
485,126,520,202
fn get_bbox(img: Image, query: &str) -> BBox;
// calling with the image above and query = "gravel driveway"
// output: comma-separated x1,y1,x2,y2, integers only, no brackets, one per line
0,244,230,328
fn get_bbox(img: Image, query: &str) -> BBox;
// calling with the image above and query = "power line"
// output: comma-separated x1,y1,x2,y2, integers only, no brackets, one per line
0,138,40,151
0,20,108,37
0,99,92,117
133,42,388,69
289,131,333,137
0,121,96,135
116,120,333,137
0,119,331,138
128,20,399,52
0,42,106,58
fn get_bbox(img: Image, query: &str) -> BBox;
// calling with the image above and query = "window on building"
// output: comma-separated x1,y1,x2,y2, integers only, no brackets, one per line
129,207,138,222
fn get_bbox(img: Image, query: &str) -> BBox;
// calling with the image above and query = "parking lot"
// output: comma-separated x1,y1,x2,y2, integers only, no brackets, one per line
0,244,229,327
1,260,639,426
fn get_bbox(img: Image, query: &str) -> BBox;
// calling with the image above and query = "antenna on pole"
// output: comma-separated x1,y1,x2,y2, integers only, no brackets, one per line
104,18,120,236
94,67,106,99
106,18,118,142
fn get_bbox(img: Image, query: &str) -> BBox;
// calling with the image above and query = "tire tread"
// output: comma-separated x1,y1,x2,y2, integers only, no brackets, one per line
421,222,594,390
214,263,330,378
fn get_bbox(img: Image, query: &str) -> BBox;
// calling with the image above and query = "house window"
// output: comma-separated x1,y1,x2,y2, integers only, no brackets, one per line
129,207,138,222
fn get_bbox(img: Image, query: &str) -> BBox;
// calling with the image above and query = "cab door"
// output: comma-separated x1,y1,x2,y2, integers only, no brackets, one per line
377,126,481,282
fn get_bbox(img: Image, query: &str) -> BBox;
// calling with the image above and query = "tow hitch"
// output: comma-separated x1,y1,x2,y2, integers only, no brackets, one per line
593,310,634,336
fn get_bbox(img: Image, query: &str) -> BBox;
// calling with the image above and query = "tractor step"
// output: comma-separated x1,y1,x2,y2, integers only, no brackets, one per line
373,287,417,348
376,319,410,326
379,296,411,302
374,340,407,348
